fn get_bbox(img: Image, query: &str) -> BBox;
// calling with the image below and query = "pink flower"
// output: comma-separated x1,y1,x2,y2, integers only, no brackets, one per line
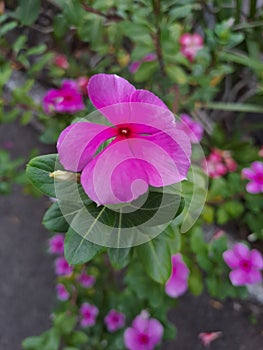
48,234,64,255
258,146,263,157
223,243,263,286
199,331,222,347
80,303,99,328
76,76,89,96
104,309,126,332
242,161,263,194
54,54,69,69
77,271,96,288
54,257,73,276
179,33,204,62
165,253,189,298
202,149,237,178
43,80,85,114
124,311,163,350
56,283,70,301
129,53,156,74
177,114,204,143
57,74,191,205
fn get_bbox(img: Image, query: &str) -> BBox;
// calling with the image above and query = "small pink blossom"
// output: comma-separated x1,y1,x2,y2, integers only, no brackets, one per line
177,114,204,143
242,161,263,194
179,33,204,62
43,80,85,114
165,253,189,298
57,74,191,205
124,311,163,350
199,331,222,347
56,283,70,301
129,53,156,73
104,309,126,332
54,257,73,276
48,234,64,255
77,271,96,288
54,54,69,69
80,303,99,328
223,243,263,286
202,149,237,178
76,76,89,96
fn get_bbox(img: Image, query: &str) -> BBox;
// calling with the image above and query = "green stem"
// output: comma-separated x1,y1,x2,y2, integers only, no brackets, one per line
249,0,257,19
152,0,165,76
235,0,241,23
199,101,263,113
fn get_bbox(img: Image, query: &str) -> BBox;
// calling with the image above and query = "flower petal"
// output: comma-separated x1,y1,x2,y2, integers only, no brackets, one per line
88,74,136,109
223,249,241,269
131,89,168,109
251,161,263,173
124,328,145,350
246,181,262,194
246,269,262,284
57,122,116,172
229,268,249,286
233,243,250,260
250,249,263,269
242,168,255,180
148,319,164,346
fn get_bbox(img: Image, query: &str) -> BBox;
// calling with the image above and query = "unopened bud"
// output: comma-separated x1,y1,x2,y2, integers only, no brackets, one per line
49,170,78,182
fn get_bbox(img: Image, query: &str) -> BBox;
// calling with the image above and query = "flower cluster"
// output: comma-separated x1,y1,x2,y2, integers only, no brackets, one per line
202,148,237,178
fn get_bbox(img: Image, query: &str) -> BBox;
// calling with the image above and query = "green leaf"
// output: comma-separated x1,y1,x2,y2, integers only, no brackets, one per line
16,0,41,26
54,312,77,335
26,154,59,197
134,61,158,83
0,21,18,37
64,227,104,265
53,14,68,38
136,227,181,283
68,331,88,346
22,336,43,350
43,201,69,232
108,247,131,269
190,227,207,255
166,65,188,84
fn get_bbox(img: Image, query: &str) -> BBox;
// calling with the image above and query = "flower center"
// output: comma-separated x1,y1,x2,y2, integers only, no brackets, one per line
241,260,251,270
138,333,150,345
118,127,131,137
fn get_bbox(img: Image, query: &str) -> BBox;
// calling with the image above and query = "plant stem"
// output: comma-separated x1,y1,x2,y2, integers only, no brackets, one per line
152,0,165,76
249,0,257,19
235,0,241,23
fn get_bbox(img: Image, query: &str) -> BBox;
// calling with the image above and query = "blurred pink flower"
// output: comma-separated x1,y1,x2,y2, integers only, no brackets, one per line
43,80,85,114
54,54,69,69
104,309,126,332
48,234,64,255
165,253,189,298
242,161,263,194
202,149,237,178
179,33,203,62
199,331,222,347
80,303,99,328
177,114,204,143
77,271,96,288
3,141,14,149
223,243,263,286
57,73,191,205
124,311,163,350
76,76,89,96
129,53,156,74
56,283,70,301
258,146,263,157
54,257,73,276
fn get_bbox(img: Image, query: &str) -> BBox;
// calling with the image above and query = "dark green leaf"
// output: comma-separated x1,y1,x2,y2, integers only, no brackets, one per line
108,247,131,269
43,201,69,232
16,0,41,26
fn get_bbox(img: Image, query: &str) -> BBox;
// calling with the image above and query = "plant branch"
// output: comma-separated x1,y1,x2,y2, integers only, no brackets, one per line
152,0,165,76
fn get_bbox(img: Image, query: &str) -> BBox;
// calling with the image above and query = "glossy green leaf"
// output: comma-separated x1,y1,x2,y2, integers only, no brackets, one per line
43,201,69,232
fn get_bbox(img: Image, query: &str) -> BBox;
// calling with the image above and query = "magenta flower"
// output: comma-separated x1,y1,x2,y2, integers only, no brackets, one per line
56,283,70,301
223,243,263,286
177,114,204,143
48,234,64,255
124,311,163,350
77,271,96,288
242,161,263,194
165,253,189,298
104,309,126,332
202,148,237,178
43,80,85,114
129,53,157,74
179,33,204,62
54,257,73,276
57,74,191,205
80,303,99,328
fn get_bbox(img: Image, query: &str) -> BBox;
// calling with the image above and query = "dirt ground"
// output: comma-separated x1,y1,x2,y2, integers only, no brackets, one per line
1,121,263,350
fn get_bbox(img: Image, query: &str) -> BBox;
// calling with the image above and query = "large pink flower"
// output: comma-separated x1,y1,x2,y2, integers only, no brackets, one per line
165,253,189,298
242,161,263,194
57,74,191,205
43,80,85,114
223,243,263,286
179,33,204,62
124,311,163,350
